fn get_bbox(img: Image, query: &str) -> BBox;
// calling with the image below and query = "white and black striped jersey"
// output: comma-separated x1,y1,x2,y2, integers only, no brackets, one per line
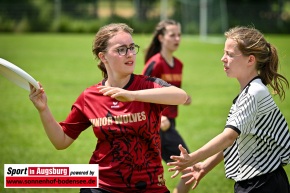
223,77,290,182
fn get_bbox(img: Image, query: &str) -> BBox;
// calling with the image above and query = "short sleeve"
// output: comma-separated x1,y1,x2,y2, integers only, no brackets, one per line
226,93,258,135
59,92,91,139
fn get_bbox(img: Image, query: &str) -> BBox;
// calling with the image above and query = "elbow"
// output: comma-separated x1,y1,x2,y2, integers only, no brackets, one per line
54,144,68,150
50,131,73,150
170,86,187,104
224,137,236,148
55,146,66,150
54,146,67,150
180,90,188,105
52,141,70,150
223,129,238,148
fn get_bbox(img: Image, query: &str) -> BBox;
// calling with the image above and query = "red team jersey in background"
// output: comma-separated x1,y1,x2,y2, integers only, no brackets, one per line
142,53,183,119
60,74,170,193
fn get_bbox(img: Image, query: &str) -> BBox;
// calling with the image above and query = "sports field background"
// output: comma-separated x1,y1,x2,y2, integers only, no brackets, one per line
0,33,289,193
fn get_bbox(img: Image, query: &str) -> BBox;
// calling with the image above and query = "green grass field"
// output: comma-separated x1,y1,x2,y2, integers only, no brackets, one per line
0,33,289,193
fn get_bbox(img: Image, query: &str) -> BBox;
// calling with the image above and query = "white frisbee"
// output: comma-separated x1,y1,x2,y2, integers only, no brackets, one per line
0,58,40,91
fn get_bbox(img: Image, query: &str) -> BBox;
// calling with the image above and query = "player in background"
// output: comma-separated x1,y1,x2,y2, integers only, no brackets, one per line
142,19,192,193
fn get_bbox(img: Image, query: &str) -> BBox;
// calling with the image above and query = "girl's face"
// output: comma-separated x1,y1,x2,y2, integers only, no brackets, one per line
101,31,137,78
159,24,181,53
221,38,251,79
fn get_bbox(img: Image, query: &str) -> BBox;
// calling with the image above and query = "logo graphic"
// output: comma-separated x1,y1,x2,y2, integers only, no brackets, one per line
111,101,119,108
4,164,99,188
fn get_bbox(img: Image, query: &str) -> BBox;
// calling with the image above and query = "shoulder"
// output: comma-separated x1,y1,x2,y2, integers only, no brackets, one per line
76,82,102,100
84,82,102,93
149,53,162,61
173,57,183,66
133,74,171,88
146,53,164,65
247,79,270,99
143,54,164,76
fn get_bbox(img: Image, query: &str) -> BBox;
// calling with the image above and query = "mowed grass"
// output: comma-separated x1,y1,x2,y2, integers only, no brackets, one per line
0,33,289,193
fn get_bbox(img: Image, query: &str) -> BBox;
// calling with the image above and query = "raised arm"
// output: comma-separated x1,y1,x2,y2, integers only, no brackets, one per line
29,83,74,150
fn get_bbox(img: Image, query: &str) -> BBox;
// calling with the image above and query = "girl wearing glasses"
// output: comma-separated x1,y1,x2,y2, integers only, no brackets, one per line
29,23,188,193
142,19,192,193
168,26,290,193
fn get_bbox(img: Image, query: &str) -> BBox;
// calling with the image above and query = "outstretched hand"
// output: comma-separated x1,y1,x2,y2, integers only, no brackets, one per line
181,162,206,190
167,144,193,178
98,86,136,102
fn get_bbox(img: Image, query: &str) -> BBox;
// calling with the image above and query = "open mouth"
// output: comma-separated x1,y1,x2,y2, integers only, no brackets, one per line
224,65,229,71
125,61,134,66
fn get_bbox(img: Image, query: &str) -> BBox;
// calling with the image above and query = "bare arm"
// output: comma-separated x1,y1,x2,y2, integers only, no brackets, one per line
98,85,188,105
29,84,74,150
200,151,224,174
168,128,238,173
180,152,224,189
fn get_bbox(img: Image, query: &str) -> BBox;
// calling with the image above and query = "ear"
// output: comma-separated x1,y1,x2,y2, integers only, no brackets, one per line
98,52,107,63
158,34,164,43
248,55,256,66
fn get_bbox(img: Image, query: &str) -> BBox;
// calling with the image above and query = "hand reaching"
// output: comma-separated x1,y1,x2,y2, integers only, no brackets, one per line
167,144,193,178
181,162,206,190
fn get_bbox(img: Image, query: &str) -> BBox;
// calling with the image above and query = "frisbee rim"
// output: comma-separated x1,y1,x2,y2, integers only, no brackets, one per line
0,58,39,91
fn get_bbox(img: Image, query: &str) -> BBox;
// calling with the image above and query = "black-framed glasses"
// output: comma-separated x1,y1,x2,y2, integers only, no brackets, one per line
116,44,140,56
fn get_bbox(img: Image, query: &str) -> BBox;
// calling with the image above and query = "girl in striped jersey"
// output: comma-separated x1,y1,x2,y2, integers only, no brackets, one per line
167,26,290,193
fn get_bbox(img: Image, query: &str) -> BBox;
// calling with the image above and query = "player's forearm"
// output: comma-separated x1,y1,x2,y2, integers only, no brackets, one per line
38,107,73,150
188,128,237,165
135,86,188,105
202,152,224,174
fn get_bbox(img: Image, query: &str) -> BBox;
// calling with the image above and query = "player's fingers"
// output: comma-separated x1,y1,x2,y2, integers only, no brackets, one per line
182,167,192,172
100,89,118,96
29,83,34,91
97,87,110,93
192,181,199,190
29,87,41,97
167,160,182,166
178,144,188,154
184,176,195,185
180,172,192,179
97,86,114,93
168,165,182,172
170,170,180,178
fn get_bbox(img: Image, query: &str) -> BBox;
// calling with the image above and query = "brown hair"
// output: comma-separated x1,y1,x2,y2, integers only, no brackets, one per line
92,23,133,79
144,19,180,63
225,26,289,100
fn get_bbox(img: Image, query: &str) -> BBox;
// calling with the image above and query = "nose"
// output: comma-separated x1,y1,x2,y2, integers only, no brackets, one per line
126,50,134,57
221,54,226,63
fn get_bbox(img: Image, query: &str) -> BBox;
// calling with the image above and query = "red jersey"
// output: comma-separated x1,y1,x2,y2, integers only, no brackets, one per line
142,53,183,118
60,74,170,193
